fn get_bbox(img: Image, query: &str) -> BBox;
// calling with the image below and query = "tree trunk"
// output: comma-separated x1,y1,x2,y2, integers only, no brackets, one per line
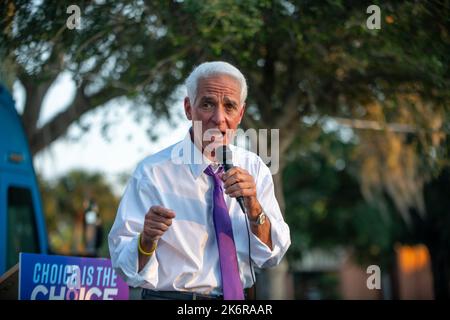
427,243,450,299
255,169,294,299
421,167,450,299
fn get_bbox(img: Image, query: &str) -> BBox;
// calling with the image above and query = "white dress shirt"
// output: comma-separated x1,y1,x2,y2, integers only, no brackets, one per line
108,132,291,295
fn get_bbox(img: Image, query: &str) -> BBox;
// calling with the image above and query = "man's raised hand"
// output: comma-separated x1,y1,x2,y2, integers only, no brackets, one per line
140,205,176,251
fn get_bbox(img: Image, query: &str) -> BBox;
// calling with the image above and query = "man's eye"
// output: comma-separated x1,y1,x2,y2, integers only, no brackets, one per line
202,103,213,110
225,104,237,111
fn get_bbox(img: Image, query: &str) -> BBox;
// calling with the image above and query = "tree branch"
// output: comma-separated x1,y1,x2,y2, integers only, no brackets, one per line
19,42,65,138
29,85,127,155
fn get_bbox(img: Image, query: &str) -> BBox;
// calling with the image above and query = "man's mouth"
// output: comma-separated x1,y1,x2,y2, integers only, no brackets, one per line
209,130,226,141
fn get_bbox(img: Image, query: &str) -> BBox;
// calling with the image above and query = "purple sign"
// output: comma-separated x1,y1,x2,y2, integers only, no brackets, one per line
19,253,129,300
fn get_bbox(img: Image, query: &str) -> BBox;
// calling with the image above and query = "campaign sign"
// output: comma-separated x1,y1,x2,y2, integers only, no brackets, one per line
19,253,129,300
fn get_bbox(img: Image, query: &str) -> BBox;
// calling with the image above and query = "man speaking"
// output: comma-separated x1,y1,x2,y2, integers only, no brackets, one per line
108,61,291,300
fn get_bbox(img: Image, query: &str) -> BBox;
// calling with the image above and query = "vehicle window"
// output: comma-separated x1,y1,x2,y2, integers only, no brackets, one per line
6,186,40,270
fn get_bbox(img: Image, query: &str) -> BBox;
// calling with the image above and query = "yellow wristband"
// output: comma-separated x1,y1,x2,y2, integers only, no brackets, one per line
138,233,157,256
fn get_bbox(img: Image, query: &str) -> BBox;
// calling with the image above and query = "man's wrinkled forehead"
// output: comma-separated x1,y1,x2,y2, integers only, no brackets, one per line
195,75,241,101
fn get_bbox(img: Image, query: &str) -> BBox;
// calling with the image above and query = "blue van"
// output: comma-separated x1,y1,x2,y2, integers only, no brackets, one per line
0,83,49,276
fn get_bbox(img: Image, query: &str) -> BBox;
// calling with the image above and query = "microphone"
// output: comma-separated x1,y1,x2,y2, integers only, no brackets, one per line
216,145,246,214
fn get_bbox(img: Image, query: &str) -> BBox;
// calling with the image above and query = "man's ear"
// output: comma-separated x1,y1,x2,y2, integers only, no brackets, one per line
184,97,192,120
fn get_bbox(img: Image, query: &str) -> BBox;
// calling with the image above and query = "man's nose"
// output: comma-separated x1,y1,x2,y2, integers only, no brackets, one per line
211,105,226,125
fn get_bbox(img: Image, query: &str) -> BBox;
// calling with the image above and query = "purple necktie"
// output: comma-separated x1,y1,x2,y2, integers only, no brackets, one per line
204,165,245,300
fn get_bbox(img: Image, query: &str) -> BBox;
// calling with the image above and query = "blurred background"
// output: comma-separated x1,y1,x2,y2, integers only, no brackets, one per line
1,0,449,299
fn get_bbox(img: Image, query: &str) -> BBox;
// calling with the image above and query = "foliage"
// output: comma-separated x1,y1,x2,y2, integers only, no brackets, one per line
38,170,119,257
1,0,196,154
283,127,407,270
2,0,450,297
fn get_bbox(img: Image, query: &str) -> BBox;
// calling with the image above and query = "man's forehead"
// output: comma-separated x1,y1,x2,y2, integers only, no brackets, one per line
200,95,238,102
198,75,240,90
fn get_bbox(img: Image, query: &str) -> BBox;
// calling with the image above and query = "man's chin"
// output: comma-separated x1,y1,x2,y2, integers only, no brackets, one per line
201,140,225,159
203,141,225,151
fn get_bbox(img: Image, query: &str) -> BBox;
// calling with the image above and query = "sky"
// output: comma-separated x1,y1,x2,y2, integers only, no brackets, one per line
13,72,191,195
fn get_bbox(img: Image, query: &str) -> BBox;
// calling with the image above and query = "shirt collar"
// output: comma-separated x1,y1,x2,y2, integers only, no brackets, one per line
178,130,212,179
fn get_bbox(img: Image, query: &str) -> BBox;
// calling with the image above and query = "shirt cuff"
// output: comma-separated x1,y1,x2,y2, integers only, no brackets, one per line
248,219,290,268
114,234,159,288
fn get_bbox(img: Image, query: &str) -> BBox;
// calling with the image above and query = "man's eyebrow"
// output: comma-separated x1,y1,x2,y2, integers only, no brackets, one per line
223,97,238,106
200,96,218,103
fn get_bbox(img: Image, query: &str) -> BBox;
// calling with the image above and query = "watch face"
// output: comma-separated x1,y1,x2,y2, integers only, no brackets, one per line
258,212,266,225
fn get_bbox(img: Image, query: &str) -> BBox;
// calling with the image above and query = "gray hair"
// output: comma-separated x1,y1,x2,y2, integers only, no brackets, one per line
185,61,248,105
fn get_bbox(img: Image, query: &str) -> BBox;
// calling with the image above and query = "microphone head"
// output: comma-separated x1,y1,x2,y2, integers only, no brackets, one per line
215,145,233,166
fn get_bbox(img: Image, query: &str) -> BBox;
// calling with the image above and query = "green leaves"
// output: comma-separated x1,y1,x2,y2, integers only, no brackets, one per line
38,170,119,256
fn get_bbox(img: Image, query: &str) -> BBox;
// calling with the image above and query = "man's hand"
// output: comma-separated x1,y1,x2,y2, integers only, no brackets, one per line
138,205,175,271
221,167,262,221
141,205,176,251
221,167,272,250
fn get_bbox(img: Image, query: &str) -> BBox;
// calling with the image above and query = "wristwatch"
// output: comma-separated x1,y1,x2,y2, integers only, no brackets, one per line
253,210,267,225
